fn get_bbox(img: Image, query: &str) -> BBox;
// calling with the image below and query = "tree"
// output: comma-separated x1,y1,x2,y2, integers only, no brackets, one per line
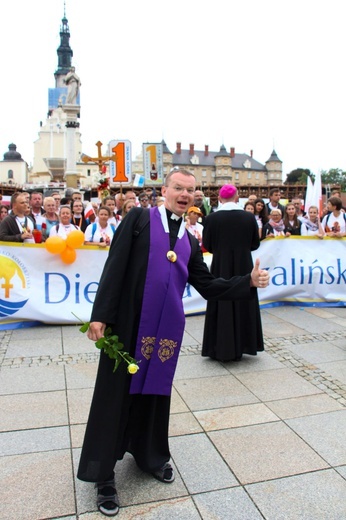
284,168,311,184
320,168,346,190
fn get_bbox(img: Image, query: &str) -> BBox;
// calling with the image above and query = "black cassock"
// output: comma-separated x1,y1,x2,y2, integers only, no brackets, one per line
202,208,264,361
77,207,255,483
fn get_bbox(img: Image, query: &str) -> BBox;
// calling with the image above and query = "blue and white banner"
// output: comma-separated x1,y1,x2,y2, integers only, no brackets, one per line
0,237,345,329
252,236,346,307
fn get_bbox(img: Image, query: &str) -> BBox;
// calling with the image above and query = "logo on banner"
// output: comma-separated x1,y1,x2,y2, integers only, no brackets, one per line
0,253,30,318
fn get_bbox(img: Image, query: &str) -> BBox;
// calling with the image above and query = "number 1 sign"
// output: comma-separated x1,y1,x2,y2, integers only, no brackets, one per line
143,143,163,185
108,140,132,184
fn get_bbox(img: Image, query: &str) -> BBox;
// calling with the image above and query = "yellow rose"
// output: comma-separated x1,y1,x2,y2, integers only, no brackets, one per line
128,363,139,374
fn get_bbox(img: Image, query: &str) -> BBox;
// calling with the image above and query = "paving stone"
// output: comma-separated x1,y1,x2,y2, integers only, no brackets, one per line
170,433,238,493
67,388,94,424
175,354,229,380
62,334,96,355
286,409,346,466
70,423,86,448
266,393,344,419
0,425,70,456
224,351,283,373
236,368,322,401
64,362,98,389
5,337,63,358
0,450,75,520
317,359,346,386
169,412,203,436
195,403,279,431
246,469,346,519
209,421,328,485
170,386,189,413
282,341,346,364
0,363,65,395
0,391,68,432
194,487,263,520
108,497,201,520
174,375,259,412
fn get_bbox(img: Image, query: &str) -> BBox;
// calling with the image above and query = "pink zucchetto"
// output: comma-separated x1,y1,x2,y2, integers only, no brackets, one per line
219,184,237,199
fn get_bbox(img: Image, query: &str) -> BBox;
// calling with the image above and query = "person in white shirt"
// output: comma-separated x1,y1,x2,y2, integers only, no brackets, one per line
100,196,121,228
322,196,346,237
84,206,116,247
49,205,79,238
301,206,324,238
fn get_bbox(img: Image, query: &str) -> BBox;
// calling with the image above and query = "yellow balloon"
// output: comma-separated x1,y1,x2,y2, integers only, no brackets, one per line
45,236,67,254
60,246,77,264
66,230,85,249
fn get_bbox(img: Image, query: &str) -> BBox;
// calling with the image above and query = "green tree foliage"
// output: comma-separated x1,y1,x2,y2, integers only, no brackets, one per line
320,168,346,190
284,168,311,184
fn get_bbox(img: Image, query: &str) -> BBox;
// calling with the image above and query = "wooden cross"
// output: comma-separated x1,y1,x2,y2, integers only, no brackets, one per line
81,141,116,171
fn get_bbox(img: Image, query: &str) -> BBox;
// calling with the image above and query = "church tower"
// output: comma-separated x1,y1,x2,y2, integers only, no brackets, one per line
31,6,82,183
54,5,73,88
265,149,283,184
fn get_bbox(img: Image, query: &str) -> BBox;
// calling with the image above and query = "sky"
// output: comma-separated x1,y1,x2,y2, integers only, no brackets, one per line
1,0,345,179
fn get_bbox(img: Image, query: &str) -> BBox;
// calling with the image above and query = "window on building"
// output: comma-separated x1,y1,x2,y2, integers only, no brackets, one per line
218,169,222,176
247,172,252,179
202,169,207,177
87,169,91,177
235,172,239,180
255,172,259,180
8,170,13,179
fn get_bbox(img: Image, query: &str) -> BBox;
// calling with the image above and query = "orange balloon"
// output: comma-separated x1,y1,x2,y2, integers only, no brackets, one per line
45,236,67,254
60,246,77,264
66,230,85,249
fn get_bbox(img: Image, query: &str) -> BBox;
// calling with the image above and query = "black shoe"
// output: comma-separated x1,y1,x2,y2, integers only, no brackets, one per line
96,478,120,517
151,462,175,483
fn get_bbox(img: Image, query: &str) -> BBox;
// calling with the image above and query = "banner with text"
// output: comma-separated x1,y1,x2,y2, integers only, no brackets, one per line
0,237,345,329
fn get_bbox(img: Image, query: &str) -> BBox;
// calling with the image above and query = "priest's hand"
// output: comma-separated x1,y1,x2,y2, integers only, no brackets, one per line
87,321,106,341
250,258,270,288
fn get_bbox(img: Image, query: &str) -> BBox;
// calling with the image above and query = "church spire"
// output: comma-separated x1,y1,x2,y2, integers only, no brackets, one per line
54,2,73,88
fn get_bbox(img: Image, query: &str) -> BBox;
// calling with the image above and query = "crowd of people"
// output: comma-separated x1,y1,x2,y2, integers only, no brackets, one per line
0,188,166,245
1,186,343,245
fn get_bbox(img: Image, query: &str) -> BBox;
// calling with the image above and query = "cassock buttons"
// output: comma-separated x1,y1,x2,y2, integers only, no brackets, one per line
167,251,177,263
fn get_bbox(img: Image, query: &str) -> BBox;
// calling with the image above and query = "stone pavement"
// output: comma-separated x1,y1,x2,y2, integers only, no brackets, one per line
1,305,346,520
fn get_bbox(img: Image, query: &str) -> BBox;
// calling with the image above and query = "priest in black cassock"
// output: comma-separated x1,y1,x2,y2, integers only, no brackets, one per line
202,184,264,363
77,170,269,517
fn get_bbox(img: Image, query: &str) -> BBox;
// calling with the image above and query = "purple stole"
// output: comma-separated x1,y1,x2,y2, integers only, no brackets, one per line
129,207,191,396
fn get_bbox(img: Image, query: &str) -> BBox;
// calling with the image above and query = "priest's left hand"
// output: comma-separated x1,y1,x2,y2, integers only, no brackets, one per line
250,258,270,288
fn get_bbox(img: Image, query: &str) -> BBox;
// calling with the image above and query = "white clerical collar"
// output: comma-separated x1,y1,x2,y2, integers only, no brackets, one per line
159,205,185,239
218,202,243,211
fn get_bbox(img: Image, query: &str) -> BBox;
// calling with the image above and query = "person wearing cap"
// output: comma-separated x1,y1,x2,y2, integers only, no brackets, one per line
202,184,264,362
185,206,204,245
